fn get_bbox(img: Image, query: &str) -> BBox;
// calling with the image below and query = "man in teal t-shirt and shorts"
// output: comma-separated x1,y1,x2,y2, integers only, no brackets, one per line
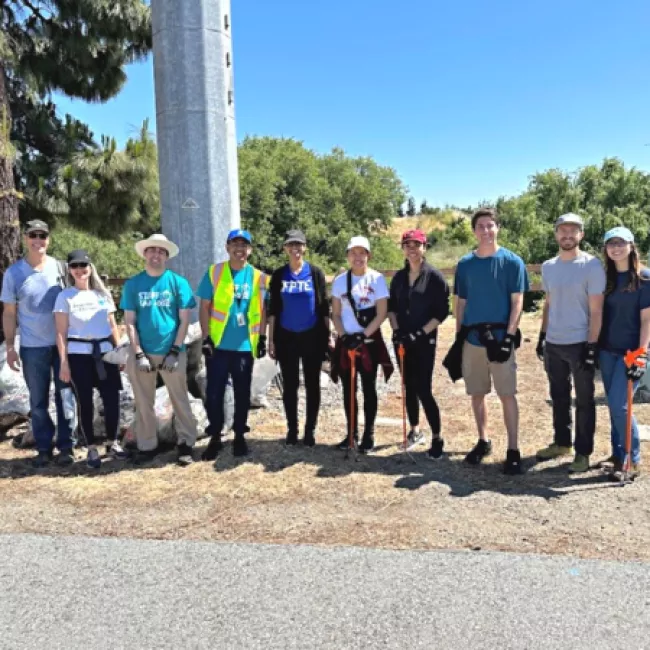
120,234,198,466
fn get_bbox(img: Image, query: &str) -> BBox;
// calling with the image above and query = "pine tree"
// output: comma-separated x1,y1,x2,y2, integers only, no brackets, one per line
406,196,416,216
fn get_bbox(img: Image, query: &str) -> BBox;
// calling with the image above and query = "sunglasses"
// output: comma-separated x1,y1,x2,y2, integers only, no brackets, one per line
28,232,48,240
69,262,89,269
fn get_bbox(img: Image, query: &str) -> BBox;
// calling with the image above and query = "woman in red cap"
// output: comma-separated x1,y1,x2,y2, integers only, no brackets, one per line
388,229,450,458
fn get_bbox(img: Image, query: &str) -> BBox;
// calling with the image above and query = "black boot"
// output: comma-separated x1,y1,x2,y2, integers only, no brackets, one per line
336,432,358,450
285,430,298,446
201,435,223,461
303,430,316,447
233,434,249,457
359,432,375,454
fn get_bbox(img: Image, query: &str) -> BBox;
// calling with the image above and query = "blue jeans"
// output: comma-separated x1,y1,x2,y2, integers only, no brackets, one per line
599,350,641,464
205,349,254,437
19,346,73,453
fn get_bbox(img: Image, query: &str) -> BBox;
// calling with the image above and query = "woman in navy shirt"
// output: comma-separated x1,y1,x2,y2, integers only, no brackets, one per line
599,226,650,479
267,230,330,446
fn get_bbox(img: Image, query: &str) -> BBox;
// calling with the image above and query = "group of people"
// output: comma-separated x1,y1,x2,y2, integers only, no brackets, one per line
1,209,647,480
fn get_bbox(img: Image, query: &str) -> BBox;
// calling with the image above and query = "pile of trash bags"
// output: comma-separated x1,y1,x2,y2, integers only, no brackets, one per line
0,325,280,448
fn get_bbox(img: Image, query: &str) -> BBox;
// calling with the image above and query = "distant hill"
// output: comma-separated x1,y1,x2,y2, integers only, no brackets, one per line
386,210,468,242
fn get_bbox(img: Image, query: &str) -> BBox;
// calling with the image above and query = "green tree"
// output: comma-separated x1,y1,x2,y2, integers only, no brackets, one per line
406,196,416,216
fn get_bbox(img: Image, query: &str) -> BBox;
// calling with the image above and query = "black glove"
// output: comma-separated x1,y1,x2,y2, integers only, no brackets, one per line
405,329,426,348
392,329,403,345
342,332,364,350
627,353,647,381
202,336,215,359
581,342,598,370
536,332,546,362
257,334,267,359
493,333,515,364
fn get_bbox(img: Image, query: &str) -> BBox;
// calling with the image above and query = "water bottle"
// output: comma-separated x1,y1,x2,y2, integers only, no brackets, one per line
61,387,75,421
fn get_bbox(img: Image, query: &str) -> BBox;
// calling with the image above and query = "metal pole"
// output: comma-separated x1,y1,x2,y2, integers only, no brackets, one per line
151,0,240,293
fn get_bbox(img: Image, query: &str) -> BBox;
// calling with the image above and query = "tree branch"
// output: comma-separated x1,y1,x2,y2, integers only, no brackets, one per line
20,0,53,26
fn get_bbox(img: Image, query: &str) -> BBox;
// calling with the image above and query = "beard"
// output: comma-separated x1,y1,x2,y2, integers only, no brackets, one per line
559,240,578,251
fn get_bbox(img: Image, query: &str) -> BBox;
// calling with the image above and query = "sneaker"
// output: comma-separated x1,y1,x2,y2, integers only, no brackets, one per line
568,454,590,473
406,430,425,450
233,435,249,457
337,434,358,450
427,437,445,460
608,460,641,482
465,439,492,465
303,430,316,447
536,443,572,461
32,451,51,469
359,434,375,455
201,436,223,461
176,443,194,466
503,449,523,475
56,449,75,466
86,448,101,469
285,431,298,446
133,448,158,465
597,454,618,470
106,440,128,460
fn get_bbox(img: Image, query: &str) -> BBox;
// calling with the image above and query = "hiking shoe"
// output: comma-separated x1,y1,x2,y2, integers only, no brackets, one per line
465,439,492,465
536,443,572,461
568,454,590,473
86,448,101,469
337,434,358,450
303,430,316,447
406,430,425,450
176,443,194,466
56,449,75,466
285,431,298,446
32,451,51,469
503,449,523,475
427,437,445,460
597,454,618,470
359,434,375,455
608,460,641,482
133,448,158,465
201,436,223,461
106,440,128,460
233,435,249,457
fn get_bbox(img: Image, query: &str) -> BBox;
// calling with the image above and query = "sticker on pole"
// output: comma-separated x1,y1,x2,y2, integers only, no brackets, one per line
181,198,199,210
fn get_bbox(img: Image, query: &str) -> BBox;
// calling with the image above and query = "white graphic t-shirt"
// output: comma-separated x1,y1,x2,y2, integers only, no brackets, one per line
54,287,116,355
331,269,389,334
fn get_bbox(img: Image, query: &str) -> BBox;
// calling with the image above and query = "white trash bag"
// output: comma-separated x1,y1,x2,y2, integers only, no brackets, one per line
251,357,280,408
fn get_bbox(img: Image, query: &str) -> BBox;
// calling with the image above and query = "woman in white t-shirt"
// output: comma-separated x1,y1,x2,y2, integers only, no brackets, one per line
54,250,125,469
331,236,391,453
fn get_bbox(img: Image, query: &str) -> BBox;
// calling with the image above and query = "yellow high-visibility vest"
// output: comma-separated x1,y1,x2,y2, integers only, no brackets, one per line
208,263,267,357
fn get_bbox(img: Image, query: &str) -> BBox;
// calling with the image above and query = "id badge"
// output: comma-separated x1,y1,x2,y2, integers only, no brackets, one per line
236,312,246,327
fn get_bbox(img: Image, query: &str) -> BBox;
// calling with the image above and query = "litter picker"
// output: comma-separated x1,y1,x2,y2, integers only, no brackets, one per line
346,348,358,461
621,347,646,484
397,343,417,464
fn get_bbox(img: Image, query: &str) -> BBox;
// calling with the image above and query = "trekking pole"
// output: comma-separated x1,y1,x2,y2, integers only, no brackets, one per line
346,348,357,461
622,347,645,485
397,344,417,464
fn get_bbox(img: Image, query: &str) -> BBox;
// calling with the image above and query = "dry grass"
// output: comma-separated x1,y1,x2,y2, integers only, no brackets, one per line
1,314,649,561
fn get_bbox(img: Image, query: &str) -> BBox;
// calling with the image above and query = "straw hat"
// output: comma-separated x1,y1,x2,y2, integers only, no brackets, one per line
135,234,179,259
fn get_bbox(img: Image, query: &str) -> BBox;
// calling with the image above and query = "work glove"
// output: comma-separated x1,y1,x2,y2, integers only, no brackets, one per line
536,332,546,362
202,336,215,359
392,329,409,347
626,352,647,381
160,345,181,372
342,332,365,350
493,333,515,364
257,334,267,359
135,352,154,373
580,342,599,370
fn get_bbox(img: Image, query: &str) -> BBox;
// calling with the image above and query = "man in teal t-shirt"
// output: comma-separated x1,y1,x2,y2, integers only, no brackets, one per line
120,234,198,466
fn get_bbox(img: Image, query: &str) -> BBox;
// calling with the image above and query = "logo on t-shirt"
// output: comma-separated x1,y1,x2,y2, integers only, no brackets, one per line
234,282,251,300
138,289,172,308
281,279,313,293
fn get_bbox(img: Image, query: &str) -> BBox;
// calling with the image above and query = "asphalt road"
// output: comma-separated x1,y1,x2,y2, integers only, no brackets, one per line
1,534,649,649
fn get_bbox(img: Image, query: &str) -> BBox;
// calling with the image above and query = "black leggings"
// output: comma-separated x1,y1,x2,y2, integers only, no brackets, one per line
69,354,121,446
276,326,322,435
396,340,440,435
341,342,379,437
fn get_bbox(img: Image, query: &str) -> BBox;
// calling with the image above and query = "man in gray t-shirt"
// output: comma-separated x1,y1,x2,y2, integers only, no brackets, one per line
0,220,73,468
535,213,606,472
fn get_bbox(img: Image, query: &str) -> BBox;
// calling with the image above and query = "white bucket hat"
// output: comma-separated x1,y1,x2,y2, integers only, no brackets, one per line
135,234,179,259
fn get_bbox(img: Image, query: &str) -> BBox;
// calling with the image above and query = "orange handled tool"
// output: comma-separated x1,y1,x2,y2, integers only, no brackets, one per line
398,344,407,451
347,348,357,458
622,347,646,480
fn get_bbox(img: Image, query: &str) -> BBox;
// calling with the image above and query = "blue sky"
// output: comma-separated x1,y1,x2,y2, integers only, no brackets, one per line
55,0,650,207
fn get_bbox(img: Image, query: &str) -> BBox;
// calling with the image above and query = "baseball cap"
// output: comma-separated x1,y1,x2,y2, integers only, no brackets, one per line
604,226,635,244
401,229,427,245
67,249,92,265
227,229,252,244
555,213,584,229
25,219,50,234
284,229,307,245
347,236,371,252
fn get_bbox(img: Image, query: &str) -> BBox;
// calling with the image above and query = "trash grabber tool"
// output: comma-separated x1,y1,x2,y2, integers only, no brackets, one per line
346,348,358,460
621,347,645,484
397,343,417,464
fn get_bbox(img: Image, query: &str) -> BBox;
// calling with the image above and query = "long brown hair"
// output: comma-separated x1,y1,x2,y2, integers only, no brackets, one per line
604,243,643,295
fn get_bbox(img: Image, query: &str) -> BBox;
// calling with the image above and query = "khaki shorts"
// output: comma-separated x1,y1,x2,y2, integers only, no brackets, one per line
462,341,517,396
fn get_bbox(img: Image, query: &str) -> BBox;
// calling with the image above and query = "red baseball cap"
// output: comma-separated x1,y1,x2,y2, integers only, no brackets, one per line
401,229,427,245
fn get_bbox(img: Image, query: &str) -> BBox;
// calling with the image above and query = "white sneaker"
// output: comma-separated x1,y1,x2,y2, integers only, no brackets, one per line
106,440,128,459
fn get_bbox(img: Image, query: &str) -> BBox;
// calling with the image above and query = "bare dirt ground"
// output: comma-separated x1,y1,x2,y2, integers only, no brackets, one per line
1,314,649,561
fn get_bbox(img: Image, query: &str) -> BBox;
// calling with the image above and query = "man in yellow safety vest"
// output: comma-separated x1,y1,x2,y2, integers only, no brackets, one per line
197,229,268,459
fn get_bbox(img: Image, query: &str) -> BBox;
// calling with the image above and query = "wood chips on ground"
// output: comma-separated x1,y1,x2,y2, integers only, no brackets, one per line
1,314,649,562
